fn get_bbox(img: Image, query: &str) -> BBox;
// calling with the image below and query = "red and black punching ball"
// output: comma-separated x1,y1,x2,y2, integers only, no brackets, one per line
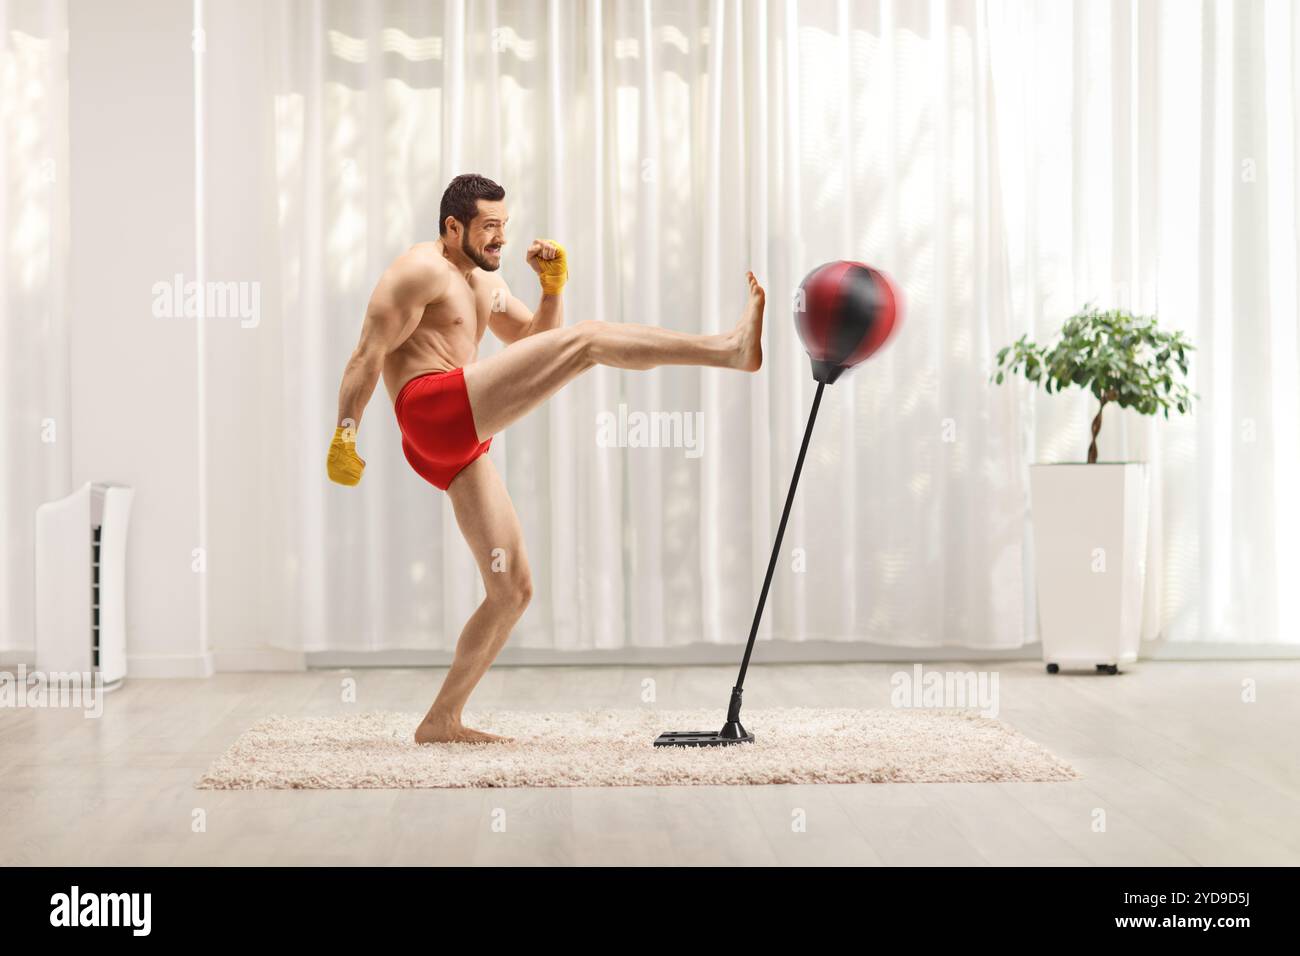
795,261,901,383
653,261,904,748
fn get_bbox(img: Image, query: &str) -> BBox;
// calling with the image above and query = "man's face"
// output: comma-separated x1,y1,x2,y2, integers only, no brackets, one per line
459,199,508,271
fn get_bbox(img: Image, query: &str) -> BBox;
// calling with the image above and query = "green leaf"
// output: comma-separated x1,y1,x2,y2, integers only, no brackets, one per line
991,307,1193,427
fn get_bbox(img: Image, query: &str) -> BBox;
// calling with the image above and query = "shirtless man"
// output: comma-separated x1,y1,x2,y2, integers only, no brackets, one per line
326,173,765,744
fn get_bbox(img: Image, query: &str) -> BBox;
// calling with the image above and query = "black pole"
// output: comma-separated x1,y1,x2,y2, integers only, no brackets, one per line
721,380,827,736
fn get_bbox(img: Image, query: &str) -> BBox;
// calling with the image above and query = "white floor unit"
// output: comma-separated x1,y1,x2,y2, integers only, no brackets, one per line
34,481,134,688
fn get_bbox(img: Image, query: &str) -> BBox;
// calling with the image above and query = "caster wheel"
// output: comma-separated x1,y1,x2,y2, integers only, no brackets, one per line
1046,663,1059,674
1096,664,1119,675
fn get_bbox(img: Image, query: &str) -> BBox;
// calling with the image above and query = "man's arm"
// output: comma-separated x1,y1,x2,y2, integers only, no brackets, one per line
486,280,563,345
336,252,445,428
486,238,567,345
327,253,446,486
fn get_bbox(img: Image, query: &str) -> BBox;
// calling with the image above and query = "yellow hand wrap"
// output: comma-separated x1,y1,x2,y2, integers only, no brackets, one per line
537,240,568,295
327,426,366,486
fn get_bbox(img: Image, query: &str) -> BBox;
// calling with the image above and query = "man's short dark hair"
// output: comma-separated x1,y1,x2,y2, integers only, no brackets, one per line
439,173,505,235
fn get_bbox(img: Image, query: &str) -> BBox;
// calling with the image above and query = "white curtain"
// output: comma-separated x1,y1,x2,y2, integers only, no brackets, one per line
245,0,1025,654
204,0,1299,654
0,0,68,655
990,0,1300,647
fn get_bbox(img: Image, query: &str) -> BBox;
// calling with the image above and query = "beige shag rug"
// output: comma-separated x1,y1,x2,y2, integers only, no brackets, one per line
194,708,1079,790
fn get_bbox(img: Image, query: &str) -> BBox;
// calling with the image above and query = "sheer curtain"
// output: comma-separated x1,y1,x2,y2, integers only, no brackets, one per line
0,0,68,656
989,0,1300,648
209,0,1298,655
244,0,1025,654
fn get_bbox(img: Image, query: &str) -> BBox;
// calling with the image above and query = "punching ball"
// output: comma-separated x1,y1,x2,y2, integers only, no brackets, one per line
795,261,901,383
653,261,903,748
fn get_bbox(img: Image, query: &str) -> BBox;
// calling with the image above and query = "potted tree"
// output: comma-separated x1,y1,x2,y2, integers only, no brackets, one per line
993,307,1194,674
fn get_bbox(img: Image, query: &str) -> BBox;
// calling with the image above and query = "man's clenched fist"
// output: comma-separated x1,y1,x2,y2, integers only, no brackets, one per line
327,424,365,486
527,238,568,295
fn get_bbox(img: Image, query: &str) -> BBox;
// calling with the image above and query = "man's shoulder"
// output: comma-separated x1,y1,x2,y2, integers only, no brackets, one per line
467,268,508,293
385,243,451,292
397,242,451,275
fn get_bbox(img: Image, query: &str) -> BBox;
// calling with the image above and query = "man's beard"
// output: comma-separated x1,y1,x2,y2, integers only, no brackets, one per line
462,234,500,271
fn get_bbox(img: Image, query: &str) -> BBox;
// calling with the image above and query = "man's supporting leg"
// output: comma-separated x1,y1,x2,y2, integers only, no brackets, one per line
464,272,765,439
414,454,532,744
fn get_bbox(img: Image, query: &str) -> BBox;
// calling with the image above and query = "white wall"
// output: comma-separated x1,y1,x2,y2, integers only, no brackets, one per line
60,0,304,674
201,0,302,670
67,0,209,676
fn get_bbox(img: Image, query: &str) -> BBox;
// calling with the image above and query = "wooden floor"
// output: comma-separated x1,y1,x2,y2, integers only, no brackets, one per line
2,661,1298,866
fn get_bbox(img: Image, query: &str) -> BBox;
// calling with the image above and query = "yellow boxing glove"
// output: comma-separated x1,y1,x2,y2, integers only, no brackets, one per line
327,425,365,486
536,239,568,295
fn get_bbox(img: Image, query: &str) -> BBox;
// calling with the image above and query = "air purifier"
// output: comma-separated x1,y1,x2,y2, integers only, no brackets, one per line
35,482,134,688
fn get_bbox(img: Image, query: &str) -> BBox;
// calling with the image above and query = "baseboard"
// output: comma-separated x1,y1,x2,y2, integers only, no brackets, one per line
306,641,1046,669
125,651,215,678
213,647,308,672
9,638,1295,679
1137,640,1300,660
307,638,1300,669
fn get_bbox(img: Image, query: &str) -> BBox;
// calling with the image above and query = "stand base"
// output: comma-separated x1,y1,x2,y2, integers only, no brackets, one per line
653,724,755,747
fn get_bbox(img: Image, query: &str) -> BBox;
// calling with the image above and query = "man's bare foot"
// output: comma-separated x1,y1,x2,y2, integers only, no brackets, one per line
414,714,512,745
731,271,765,372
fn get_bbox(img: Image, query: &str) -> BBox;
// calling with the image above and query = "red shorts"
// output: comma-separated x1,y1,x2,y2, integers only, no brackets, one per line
394,367,492,490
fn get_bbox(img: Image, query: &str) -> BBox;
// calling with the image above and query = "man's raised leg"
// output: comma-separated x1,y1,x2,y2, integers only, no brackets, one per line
414,455,532,745
463,272,765,439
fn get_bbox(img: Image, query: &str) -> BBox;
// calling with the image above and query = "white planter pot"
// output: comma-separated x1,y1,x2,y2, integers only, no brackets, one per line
1029,463,1149,673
